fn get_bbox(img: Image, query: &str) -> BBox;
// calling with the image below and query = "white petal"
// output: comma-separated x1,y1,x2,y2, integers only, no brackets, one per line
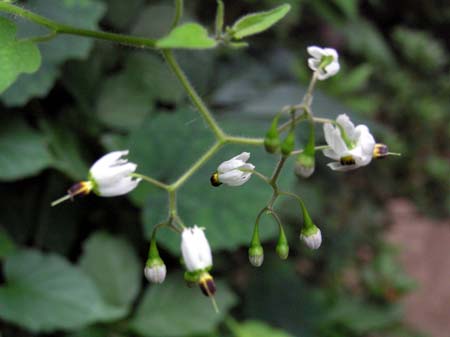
325,61,340,77
217,153,249,173
327,162,359,172
181,226,212,272
233,152,250,162
219,170,250,186
336,114,355,139
93,162,137,186
308,58,320,72
301,229,322,249
307,46,324,59
355,125,375,155
90,150,129,176
322,148,340,160
97,177,141,196
323,48,338,60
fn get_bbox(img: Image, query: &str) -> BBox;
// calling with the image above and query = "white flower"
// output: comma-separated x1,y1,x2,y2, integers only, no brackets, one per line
300,228,322,250
322,114,376,171
307,46,340,80
215,152,255,186
181,226,213,272
144,263,166,284
90,150,141,196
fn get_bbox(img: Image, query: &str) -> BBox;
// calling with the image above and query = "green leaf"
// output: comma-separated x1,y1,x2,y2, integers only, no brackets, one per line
0,117,52,181
128,109,289,253
229,320,295,337
1,0,106,106
0,249,125,332
0,17,41,93
230,4,291,40
79,231,142,311
156,23,217,49
130,274,237,337
0,228,16,259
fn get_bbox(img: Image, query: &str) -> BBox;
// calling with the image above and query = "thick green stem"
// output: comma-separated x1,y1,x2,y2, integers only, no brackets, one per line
0,3,156,48
162,50,225,140
224,135,264,146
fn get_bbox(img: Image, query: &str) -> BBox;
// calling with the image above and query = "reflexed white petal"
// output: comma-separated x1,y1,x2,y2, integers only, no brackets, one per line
323,48,338,60
97,176,141,196
307,46,324,59
325,61,340,77
93,163,137,186
233,152,250,162
181,226,212,272
327,162,359,172
219,170,250,186
322,148,340,160
330,127,348,155
336,114,355,139
217,152,250,173
90,150,129,176
308,58,320,72
323,123,335,148
355,125,375,155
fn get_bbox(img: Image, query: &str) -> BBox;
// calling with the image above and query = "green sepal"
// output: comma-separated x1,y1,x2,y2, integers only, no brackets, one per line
264,115,281,153
248,244,264,258
319,55,334,69
148,235,161,260
184,270,200,284
87,172,100,195
146,256,164,268
298,199,316,231
281,130,295,156
275,228,289,260
300,224,319,237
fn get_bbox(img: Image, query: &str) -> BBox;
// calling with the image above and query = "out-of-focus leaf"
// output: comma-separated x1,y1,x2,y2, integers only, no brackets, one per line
40,119,89,180
132,4,174,38
79,231,142,311
156,23,217,49
0,17,41,93
334,64,373,94
228,319,295,337
1,0,105,106
103,0,144,30
0,249,125,332
0,228,16,259
130,274,237,337
332,0,359,19
230,4,291,39
0,118,52,181
343,19,396,67
392,27,446,72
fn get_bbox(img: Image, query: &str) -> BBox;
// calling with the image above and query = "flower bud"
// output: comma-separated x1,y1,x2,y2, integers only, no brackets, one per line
281,130,295,156
300,226,322,250
264,115,281,153
144,258,166,284
295,152,315,178
248,244,264,267
276,228,289,260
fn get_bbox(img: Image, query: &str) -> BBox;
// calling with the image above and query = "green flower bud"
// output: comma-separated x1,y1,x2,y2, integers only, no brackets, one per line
295,152,315,178
281,130,295,156
276,228,289,260
264,115,281,153
248,244,264,267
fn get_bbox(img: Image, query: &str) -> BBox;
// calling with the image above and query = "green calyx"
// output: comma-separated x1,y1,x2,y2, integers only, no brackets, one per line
276,228,289,260
301,224,319,237
249,244,263,258
281,130,295,156
146,256,164,268
87,172,100,195
264,115,281,153
319,55,334,70
184,270,200,284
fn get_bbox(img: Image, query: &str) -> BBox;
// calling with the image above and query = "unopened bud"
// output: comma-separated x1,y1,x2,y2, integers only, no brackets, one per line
295,152,315,178
264,115,281,153
144,258,166,284
300,226,322,250
276,227,289,260
281,131,295,156
248,244,264,267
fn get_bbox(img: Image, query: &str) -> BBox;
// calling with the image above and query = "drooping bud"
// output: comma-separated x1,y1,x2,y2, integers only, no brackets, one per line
300,226,322,250
276,227,289,260
144,235,166,284
298,199,322,249
248,244,264,267
281,130,295,156
295,120,315,178
144,258,166,284
248,221,264,267
264,115,281,153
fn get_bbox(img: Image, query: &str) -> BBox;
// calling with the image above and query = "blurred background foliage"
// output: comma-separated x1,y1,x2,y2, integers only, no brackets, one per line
0,0,449,336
